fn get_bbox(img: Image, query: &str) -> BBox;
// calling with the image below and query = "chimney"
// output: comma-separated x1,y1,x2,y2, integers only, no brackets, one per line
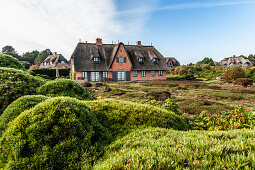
233,55,236,58
53,52,57,56
136,41,141,46
96,38,103,46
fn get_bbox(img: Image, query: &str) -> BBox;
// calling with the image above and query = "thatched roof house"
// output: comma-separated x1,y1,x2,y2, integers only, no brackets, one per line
165,57,180,69
217,55,253,67
39,52,69,69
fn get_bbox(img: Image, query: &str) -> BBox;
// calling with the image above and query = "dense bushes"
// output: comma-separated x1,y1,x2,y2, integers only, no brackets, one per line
0,97,111,169
30,68,70,79
37,79,96,100
0,67,46,114
222,66,245,82
0,95,48,136
0,54,24,70
85,99,187,136
94,127,255,169
234,78,253,87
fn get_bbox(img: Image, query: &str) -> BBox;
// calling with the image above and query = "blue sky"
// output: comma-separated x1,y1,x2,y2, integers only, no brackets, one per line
0,0,254,64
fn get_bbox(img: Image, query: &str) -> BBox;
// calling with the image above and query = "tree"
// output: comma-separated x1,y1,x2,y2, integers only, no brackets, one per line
247,54,255,65
21,50,39,65
1,45,20,60
34,49,52,66
196,57,215,66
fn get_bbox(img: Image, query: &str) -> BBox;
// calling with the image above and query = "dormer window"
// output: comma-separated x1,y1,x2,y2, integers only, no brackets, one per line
93,57,99,62
152,58,157,63
138,57,143,63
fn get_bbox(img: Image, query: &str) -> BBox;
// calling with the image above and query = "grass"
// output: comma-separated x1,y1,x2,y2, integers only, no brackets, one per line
93,127,255,169
87,80,255,114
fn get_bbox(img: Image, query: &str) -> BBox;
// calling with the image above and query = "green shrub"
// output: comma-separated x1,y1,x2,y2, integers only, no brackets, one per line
93,127,255,169
0,67,46,114
0,95,48,136
222,66,245,82
37,79,96,100
0,97,111,169
0,54,25,70
85,99,187,137
30,68,70,80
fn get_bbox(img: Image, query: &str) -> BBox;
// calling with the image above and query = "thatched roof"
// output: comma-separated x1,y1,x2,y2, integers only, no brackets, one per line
39,53,69,69
165,57,180,67
219,56,253,67
71,42,168,71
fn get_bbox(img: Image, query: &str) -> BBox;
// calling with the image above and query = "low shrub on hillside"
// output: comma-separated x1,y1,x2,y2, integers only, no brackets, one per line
0,95,48,136
0,97,111,169
93,127,255,169
146,91,171,101
222,66,245,82
30,68,70,80
185,105,255,130
37,79,96,100
0,67,46,114
0,54,25,70
85,99,187,137
234,78,253,87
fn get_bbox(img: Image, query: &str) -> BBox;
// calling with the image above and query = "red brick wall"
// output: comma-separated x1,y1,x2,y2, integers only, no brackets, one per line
111,44,132,72
131,70,166,81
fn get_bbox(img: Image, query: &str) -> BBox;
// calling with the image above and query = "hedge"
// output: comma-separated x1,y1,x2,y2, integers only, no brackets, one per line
0,97,111,169
85,99,187,137
0,95,49,136
37,79,96,100
0,67,46,114
93,127,255,169
0,54,25,70
30,68,70,79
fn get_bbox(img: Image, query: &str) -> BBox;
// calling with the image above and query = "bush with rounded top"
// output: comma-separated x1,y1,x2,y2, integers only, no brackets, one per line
0,67,46,114
0,54,25,70
0,97,111,169
234,78,253,87
37,79,96,100
222,66,245,82
85,99,187,137
0,95,48,136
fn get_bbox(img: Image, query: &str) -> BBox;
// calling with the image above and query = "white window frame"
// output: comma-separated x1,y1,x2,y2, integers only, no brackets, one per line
141,71,146,77
103,72,108,78
82,72,87,78
119,57,124,63
152,58,157,63
91,72,99,82
117,70,125,81
93,57,99,62
159,71,163,76
138,58,143,63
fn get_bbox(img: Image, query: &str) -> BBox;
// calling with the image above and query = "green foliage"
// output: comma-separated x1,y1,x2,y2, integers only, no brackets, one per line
246,67,255,81
21,50,39,65
30,68,70,80
1,45,20,60
196,57,215,66
198,69,224,79
234,78,253,87
0,97,111,169
0,95,48,136
34,49,52,66
167,74,195,80
0,54,24,70
222,66,245,82
185,105,255,130
37,78,96,100
85,99,187,137
0,67,46,114
21,61,30,70
93,127,255,169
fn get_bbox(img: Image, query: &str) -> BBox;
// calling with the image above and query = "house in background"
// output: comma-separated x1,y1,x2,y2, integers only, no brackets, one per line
70,38,168,82
165,57,180,69
215,55,253,67
39,52,70,69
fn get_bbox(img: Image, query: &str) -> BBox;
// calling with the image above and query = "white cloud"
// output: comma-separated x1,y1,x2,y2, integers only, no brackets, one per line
0,0,123,59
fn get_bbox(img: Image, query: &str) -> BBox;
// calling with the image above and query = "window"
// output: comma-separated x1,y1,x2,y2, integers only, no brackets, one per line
120,50,122,52
103,72,108,78
138,57,143,63
117,70,125,81
151,71,155,77
119,57,124,63
133,71,137,77
61,61,65,64
82,72,87,78
159,71,163,76
141,71,146,77
91,72,99,82
93,57,99,62
152,58,157,63
50,61,52,65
